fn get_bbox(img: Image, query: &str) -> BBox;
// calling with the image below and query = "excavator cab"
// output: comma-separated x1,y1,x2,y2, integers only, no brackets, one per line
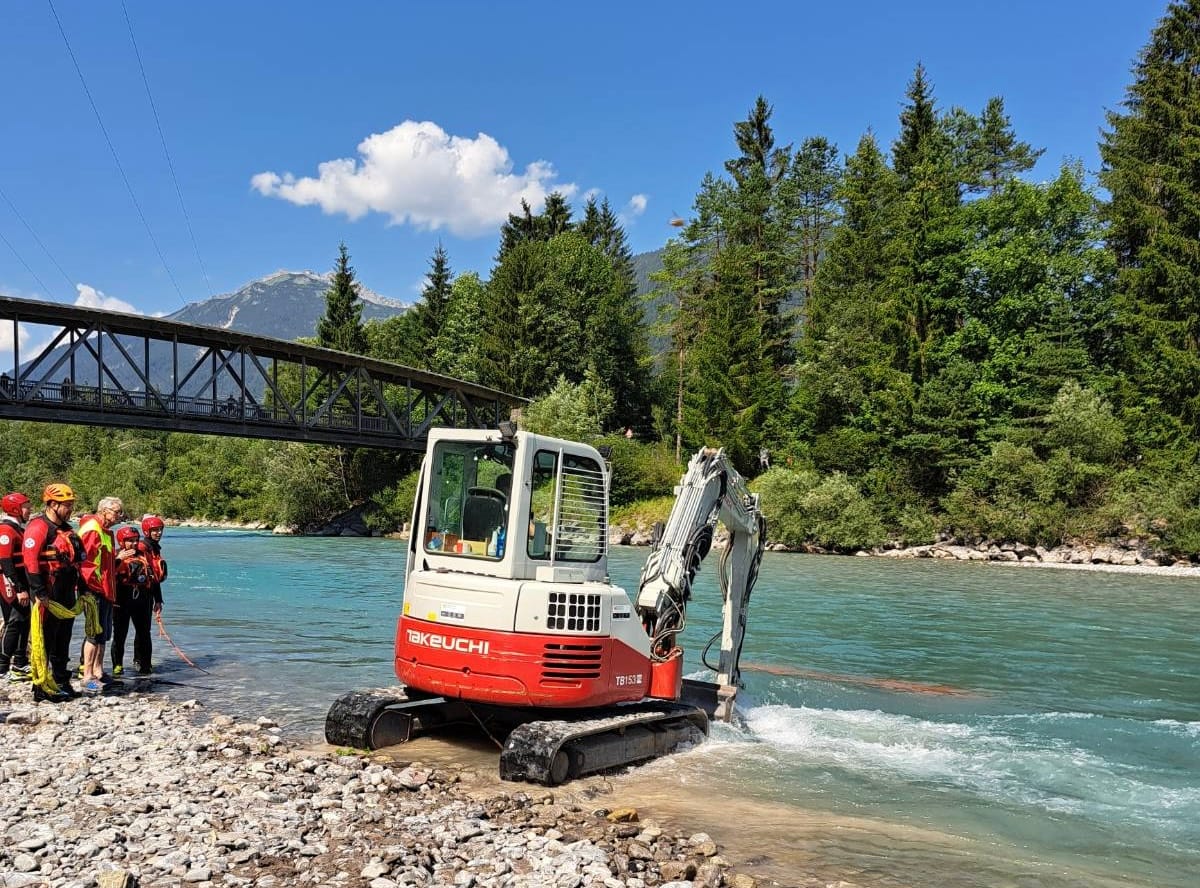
412,428,609,583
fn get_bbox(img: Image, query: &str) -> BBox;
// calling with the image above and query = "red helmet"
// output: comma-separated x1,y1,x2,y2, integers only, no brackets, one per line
116,526,140,544
141,515,165,533
2,492,29,517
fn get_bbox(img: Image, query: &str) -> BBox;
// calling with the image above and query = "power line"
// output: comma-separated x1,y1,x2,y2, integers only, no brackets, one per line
0,184,76,295
0,226,56,300
46,0,187,305
122,0,211,300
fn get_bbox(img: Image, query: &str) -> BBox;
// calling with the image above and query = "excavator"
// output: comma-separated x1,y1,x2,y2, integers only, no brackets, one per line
325,425,766,785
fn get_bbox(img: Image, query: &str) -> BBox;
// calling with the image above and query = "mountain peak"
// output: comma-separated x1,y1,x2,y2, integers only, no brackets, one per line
169,269,408,339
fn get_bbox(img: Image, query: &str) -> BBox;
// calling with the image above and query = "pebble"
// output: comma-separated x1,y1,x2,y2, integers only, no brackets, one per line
0,683,749,888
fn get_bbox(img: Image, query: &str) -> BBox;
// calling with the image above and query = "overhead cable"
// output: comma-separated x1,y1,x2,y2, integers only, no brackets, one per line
0,226,56,300
46,0,187,305
122,0,211,300
0,184,76,295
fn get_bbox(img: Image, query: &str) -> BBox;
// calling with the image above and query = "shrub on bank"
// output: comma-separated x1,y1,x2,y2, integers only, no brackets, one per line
602,436,683,507
753,468,886,551
366,469,421,533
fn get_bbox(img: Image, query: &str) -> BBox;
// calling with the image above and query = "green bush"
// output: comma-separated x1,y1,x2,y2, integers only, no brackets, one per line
521,371,614,441
602,436,683,506
800,473,887,551
753,468,885,551
1044,381,1125,464
365,469,421,532
942,441,1074,545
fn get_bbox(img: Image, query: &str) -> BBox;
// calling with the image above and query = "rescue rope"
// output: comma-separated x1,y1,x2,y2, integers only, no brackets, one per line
154,611,210,674
29,593,100,695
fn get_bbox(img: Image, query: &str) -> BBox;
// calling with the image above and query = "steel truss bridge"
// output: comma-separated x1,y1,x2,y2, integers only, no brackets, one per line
0,297,521,450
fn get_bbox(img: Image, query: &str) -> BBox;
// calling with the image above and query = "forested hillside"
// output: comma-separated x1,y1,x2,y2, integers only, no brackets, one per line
5,2,1200,556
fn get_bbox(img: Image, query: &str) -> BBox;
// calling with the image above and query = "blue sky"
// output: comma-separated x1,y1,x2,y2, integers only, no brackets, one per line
0,0,1166,320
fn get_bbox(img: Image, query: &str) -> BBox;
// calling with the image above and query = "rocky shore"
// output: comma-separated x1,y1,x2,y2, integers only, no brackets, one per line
0,683,763,888
608,525,1200,576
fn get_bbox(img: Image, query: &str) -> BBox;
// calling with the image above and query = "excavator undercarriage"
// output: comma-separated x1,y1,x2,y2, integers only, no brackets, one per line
325,679,725,786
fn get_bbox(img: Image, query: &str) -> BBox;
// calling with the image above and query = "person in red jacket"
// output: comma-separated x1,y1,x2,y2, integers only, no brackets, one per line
133,514,168,674
23,483,85,701
0,492,32,680
77,496,123,694
112,526,154,676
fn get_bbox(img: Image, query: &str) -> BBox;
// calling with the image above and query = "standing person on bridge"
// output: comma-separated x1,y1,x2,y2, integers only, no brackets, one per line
78,496,123,694
0,492,32,681
23,484,86,701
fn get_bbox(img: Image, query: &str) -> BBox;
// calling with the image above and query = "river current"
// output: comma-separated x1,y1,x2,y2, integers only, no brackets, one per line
146,529,1198,887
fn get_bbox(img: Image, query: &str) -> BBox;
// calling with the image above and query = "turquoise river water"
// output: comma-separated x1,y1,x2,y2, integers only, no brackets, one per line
148,529,1198,887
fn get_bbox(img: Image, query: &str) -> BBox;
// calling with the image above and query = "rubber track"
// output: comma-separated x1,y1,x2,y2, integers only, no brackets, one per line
499,701,708,785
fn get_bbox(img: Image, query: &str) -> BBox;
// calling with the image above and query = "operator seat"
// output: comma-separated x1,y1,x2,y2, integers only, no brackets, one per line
462,488,505,541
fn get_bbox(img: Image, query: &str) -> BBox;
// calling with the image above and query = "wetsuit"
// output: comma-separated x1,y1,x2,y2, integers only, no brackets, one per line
22,513,84,687
0,515,30,675
113,548,155,673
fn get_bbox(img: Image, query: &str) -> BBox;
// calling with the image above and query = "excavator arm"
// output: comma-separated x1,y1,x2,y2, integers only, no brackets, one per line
634,447,766,721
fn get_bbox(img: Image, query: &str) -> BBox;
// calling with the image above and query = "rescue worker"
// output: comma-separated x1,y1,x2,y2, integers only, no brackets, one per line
136,514,168,674
0,492,32,680
22,484,86,701
77,496,123,694
111,526,154,676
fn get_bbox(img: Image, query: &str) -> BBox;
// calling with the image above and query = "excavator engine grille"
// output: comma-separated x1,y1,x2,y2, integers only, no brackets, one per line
541,642,603,680
547,591,601,632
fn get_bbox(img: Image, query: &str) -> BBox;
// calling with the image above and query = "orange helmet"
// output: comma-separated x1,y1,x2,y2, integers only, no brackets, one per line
42,483,76,503
2,492,29,517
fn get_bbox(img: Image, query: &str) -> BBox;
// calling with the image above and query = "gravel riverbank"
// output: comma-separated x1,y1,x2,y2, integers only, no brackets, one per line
1,682,773,888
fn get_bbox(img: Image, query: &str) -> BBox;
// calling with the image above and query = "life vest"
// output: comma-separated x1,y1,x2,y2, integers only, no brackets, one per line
26,514,83,581
118,553,153,592
139,541,167,584
0,515,25,603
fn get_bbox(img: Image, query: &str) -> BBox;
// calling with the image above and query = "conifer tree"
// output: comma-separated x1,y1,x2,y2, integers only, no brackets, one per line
316,243,368,354
1100,0,1200,439
887,66,964,384
973,97,1043,194
413,244,453,369
892,63,941,181
796,133,907,459
497,192,575,261
783,137,842,323
723,96,795,374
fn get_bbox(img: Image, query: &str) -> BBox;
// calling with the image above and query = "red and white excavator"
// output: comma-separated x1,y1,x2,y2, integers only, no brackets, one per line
325,425,765,784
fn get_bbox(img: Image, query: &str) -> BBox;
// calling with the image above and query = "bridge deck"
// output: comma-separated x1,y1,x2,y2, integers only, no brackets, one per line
0,296,521,449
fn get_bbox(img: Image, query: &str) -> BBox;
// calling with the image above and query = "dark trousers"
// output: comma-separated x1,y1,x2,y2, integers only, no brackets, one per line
0,597,31,670
112,592,153,670
41,609,76,685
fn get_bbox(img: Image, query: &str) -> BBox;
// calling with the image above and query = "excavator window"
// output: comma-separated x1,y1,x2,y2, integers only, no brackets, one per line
528,449,606,564
424,440,514,558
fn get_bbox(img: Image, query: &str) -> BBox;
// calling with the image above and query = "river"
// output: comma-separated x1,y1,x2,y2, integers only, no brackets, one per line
142,529,1199,887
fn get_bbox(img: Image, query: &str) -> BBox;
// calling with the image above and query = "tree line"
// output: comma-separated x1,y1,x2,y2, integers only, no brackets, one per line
4,2,1200,555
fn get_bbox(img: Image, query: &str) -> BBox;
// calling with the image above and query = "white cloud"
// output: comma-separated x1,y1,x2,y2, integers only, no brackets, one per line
0,319,29,356
252,120,578,237
626,194,648,217
73,283,138,314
